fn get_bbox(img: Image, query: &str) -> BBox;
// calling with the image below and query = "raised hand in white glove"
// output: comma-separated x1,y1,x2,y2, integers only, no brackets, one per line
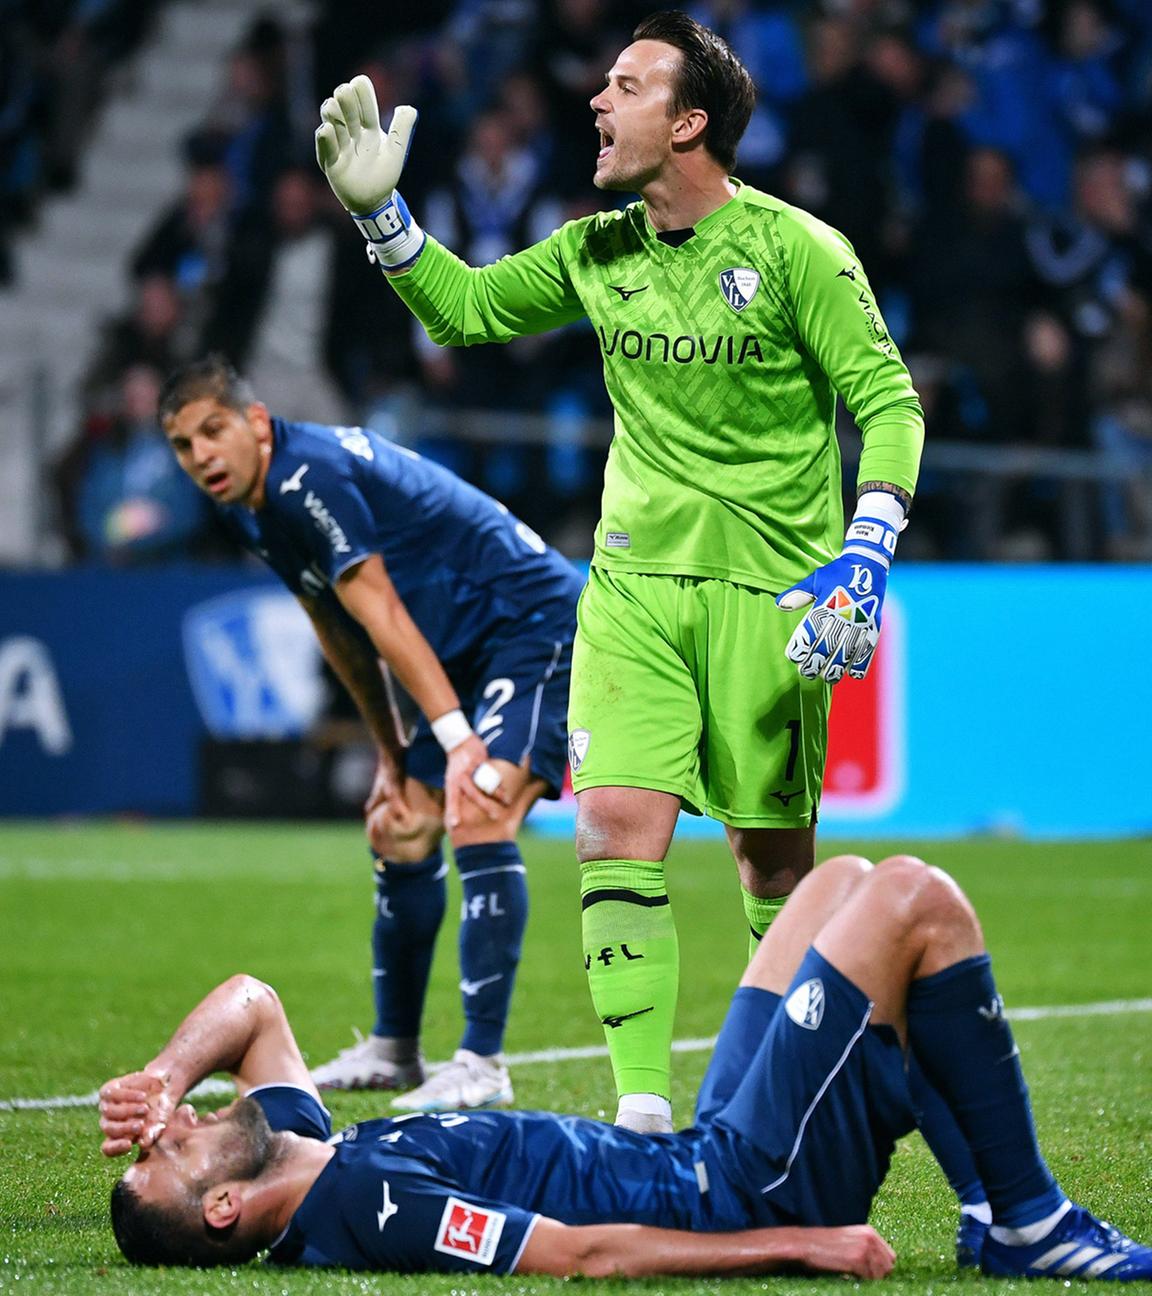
315,74,424,268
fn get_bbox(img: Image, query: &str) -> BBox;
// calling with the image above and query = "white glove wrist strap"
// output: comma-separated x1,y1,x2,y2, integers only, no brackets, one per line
431,708,472,753
353,190,425,268
854,490,906,530
843,491,904,567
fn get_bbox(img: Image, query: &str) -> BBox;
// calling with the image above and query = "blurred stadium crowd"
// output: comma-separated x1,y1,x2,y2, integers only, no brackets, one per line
4,0,1152,563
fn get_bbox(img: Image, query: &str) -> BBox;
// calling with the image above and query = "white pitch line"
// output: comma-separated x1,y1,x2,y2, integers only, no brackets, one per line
3,997,1151,1114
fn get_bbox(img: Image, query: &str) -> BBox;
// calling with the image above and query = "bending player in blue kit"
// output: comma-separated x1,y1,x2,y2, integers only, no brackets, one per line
159,356,582,1112
99,853,1152,1280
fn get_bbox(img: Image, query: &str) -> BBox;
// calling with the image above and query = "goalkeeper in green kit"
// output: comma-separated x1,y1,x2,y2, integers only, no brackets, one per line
316,11,924,1133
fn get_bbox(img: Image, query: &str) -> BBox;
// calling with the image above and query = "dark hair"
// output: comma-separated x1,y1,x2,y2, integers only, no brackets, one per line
110,1177,256,1268
157,354,255,424
632,11,755,172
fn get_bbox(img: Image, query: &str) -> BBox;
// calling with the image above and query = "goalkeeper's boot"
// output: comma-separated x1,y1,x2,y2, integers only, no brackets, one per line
311,1031,424,1091
982,1203,1152,1281
392,1049,512,1112
956,1209,989,1269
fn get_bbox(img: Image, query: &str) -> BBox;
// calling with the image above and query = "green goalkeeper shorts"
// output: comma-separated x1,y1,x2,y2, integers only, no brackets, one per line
568,567,831,828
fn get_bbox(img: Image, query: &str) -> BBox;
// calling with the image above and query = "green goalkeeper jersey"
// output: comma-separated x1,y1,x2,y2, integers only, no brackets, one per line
389,182,923,593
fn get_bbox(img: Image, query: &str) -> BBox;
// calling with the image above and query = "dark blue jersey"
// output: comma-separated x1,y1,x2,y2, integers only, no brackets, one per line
259,1095,755,1276
252,956,919,1277
219,420,582,675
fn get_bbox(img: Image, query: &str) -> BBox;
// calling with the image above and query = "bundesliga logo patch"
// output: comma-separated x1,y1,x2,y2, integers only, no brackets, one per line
433,1196,505,1266
719,267,760,312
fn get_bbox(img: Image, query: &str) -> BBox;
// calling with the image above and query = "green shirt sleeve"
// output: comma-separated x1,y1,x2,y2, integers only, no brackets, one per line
386,230,587,346
779,209,924,498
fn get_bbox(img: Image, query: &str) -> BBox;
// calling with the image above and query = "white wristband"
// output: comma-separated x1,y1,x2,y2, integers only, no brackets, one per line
431,708,472,753
854,490,906,531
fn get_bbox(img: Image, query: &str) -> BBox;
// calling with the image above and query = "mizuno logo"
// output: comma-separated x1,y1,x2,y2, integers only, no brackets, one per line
608,284,649,301
460,973,503,997
601,1006,655,1029
280,463,309,494
837,266,857,281
377,1179,399,1231
770,789,803,806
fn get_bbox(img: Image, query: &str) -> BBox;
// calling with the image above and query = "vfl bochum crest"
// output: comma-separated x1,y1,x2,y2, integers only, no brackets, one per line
568,728,591,772
784,978,825,1030
720,267,760,312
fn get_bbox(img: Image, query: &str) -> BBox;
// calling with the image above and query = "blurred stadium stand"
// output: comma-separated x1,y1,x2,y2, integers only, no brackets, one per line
0,0,311,563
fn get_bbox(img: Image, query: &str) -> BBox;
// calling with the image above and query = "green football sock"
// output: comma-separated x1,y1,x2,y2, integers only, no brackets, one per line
580,859,678,1100
742,887,787,961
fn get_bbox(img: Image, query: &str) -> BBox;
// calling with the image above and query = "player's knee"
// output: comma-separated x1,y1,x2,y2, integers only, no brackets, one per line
870,854,933,922
448,801,521,848
783,852,871,916
920,864,980,939
375,819,444,864
574,798,625,862
874,855,971,932
728,826,816,896
818,853,874,888
874,852,930,882
575,786,679,863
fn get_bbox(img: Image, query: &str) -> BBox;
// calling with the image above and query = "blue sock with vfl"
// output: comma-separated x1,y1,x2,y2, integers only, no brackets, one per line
907,955,1064,1226
907,1053,988,1208
455,842,528,1057
371,850,447,1038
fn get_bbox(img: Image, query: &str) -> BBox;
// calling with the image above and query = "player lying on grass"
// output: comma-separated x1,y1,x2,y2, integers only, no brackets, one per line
159,355,582,1112
99,853,1152,1280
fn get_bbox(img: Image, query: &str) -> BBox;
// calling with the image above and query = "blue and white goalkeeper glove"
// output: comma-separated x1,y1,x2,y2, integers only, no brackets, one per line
315,75,425,270
776,491,906,683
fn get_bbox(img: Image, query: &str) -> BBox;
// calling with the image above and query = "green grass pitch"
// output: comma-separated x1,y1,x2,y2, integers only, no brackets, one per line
1,824,1150,1294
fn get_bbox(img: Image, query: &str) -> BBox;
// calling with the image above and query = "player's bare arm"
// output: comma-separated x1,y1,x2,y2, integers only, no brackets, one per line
334,555,507,827
298,590,412,826
517,1218,894,1279
98,975,317,1156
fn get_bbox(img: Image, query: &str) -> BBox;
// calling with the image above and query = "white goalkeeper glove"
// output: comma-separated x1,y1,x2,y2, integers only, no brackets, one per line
776,491,906,683
315,74,425,269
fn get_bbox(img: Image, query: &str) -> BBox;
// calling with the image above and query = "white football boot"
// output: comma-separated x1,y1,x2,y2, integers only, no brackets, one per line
310,1031,425,1092
391,1048,513,1112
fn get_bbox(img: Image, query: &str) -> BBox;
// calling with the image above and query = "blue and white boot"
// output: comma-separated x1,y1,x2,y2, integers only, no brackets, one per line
982,1203,1152,1281
956,1206,990,1269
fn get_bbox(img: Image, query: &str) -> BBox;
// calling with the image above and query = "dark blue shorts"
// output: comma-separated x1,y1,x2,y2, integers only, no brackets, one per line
406,626,572,799
700,948,917,1227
